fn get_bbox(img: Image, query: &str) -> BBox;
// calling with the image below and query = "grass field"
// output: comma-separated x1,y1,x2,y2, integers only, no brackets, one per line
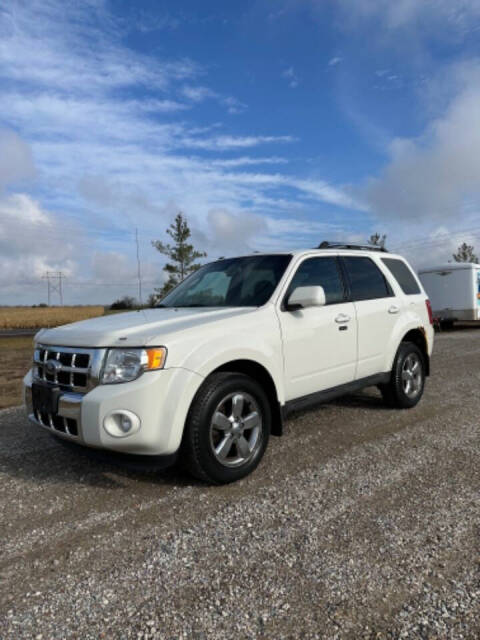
0,306,105,330
0,336,34,409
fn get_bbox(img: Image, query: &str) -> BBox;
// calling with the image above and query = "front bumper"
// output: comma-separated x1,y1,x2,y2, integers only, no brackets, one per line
24,366,204,456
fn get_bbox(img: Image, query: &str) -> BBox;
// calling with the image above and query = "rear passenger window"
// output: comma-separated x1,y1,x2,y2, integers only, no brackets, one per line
286,257,345,305
382,258,421,295
343,256,392,301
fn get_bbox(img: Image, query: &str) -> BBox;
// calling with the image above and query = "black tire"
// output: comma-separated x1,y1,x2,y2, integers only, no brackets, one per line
379,341,426,409
181,372,271,484
440,320,454,331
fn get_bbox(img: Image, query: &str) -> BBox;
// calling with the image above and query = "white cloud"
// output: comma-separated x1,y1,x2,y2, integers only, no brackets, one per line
181,85,218,102
0,1,197,95
181,135,297,150
400,227,480,269
0,193,165,305
133,11,181,33
0,0,365,304
0,194,76,300
181,85,247,114
206,209,268,253
365,61,480,221
193,208,345,256
222,96,248,115
0,129,36,190
282,66,299,88
336,0,480,31
327,56,343,67
210,156,288,168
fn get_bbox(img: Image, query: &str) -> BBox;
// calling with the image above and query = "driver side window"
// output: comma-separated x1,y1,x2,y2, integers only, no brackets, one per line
286,257,346,305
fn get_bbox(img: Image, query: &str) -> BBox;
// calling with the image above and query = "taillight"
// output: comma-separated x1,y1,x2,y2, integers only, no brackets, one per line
425,299,434,325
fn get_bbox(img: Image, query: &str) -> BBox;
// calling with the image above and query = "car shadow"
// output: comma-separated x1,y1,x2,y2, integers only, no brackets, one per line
330,390,392,410
2,388,390,490
0,413,201,489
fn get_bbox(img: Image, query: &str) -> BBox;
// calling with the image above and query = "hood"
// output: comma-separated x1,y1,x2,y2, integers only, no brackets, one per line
35,307,254,348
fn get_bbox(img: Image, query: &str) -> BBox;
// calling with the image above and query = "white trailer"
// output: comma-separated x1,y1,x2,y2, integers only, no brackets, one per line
418,263,480,327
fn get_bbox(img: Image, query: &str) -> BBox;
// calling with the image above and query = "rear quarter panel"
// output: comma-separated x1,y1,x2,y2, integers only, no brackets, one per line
375,255,434,371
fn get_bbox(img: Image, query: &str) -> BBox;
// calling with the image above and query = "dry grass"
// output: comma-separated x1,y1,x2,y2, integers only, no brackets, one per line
0,306,105,330
0,337,34,409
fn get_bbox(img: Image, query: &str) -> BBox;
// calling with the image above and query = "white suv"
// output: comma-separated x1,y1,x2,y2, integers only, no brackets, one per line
24,243,434,484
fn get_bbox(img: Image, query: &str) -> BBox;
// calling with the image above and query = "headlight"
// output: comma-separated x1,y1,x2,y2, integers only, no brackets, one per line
101,347,167,384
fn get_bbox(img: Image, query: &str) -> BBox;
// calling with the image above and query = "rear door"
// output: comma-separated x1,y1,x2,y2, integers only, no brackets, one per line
277,255,357,401
381,256,427,323
341,255,398,379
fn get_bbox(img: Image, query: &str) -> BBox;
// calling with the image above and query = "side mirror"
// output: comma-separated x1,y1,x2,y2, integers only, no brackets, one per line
287,285,326,310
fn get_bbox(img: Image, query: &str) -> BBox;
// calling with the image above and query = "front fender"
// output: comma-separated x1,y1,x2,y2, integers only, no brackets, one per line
181,339,285,405
160,306,285,405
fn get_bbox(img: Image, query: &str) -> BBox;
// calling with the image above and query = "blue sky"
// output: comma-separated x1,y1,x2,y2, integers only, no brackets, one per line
2,0,480,304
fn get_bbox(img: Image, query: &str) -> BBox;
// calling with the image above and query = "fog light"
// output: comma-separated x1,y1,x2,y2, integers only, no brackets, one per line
103,410,141,438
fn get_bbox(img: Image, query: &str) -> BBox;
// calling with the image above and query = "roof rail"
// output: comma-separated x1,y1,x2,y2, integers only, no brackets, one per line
317,241,388,253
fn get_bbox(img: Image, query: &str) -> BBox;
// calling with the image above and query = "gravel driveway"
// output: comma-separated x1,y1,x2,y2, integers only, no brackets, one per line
0,330,479,639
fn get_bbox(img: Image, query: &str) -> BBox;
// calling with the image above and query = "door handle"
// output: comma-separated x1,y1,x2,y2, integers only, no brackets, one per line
335,313,351,324
388,305,400,314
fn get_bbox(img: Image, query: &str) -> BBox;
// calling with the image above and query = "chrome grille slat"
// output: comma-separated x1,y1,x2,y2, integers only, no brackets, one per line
55,351,60,384
31,345,105,441
70,353,76,387
33,344,101,393
32,361,90,374
31,408,78,438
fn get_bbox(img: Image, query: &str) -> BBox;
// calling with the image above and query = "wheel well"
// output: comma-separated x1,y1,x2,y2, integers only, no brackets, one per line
401,328,430,376
212,360,283,436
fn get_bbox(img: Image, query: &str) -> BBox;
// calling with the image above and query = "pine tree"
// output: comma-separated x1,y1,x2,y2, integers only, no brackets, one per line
152,213,207,298
452,242,478,263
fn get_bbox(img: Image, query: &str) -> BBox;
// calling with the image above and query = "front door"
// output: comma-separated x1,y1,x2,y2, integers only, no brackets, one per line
277,256,357,401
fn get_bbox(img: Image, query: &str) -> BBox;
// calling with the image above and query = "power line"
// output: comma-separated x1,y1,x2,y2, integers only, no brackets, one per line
390,225,480,252
42,271,65,305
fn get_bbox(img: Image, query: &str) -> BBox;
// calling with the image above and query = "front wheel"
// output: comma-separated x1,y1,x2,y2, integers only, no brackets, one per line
181,372,271,484
379,342,426,409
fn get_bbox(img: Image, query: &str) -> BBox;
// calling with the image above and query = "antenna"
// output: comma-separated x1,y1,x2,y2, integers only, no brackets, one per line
135,228,143,305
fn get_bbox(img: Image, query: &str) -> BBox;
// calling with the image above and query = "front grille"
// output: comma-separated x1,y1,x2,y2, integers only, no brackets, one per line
34,409,78,436
33,345,98,393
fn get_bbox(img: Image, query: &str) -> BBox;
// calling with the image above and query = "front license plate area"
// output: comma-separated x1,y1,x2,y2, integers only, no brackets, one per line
32,383,61,415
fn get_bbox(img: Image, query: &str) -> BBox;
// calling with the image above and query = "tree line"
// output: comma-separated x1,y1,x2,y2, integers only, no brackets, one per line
110,217,479,310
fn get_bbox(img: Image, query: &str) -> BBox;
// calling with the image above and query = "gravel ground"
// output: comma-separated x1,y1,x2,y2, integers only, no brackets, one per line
0,330,479,639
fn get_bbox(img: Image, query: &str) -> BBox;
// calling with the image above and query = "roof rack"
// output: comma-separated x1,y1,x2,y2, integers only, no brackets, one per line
317,241,388,253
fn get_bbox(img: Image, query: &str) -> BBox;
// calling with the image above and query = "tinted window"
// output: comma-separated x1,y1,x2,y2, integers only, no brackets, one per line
343,256,392,301
286,257,345,305
382,258,421,295
160,254,292,307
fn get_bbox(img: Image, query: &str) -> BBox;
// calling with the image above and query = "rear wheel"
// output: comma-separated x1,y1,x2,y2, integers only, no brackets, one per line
379,342,426,409
440,320,454,331
181,372,271,484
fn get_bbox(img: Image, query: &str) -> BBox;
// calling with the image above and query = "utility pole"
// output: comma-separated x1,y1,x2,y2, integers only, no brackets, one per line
42,271,65,306
135,228,143,305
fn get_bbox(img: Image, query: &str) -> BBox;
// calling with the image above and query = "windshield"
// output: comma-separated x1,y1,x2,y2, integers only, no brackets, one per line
159,254,292,308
